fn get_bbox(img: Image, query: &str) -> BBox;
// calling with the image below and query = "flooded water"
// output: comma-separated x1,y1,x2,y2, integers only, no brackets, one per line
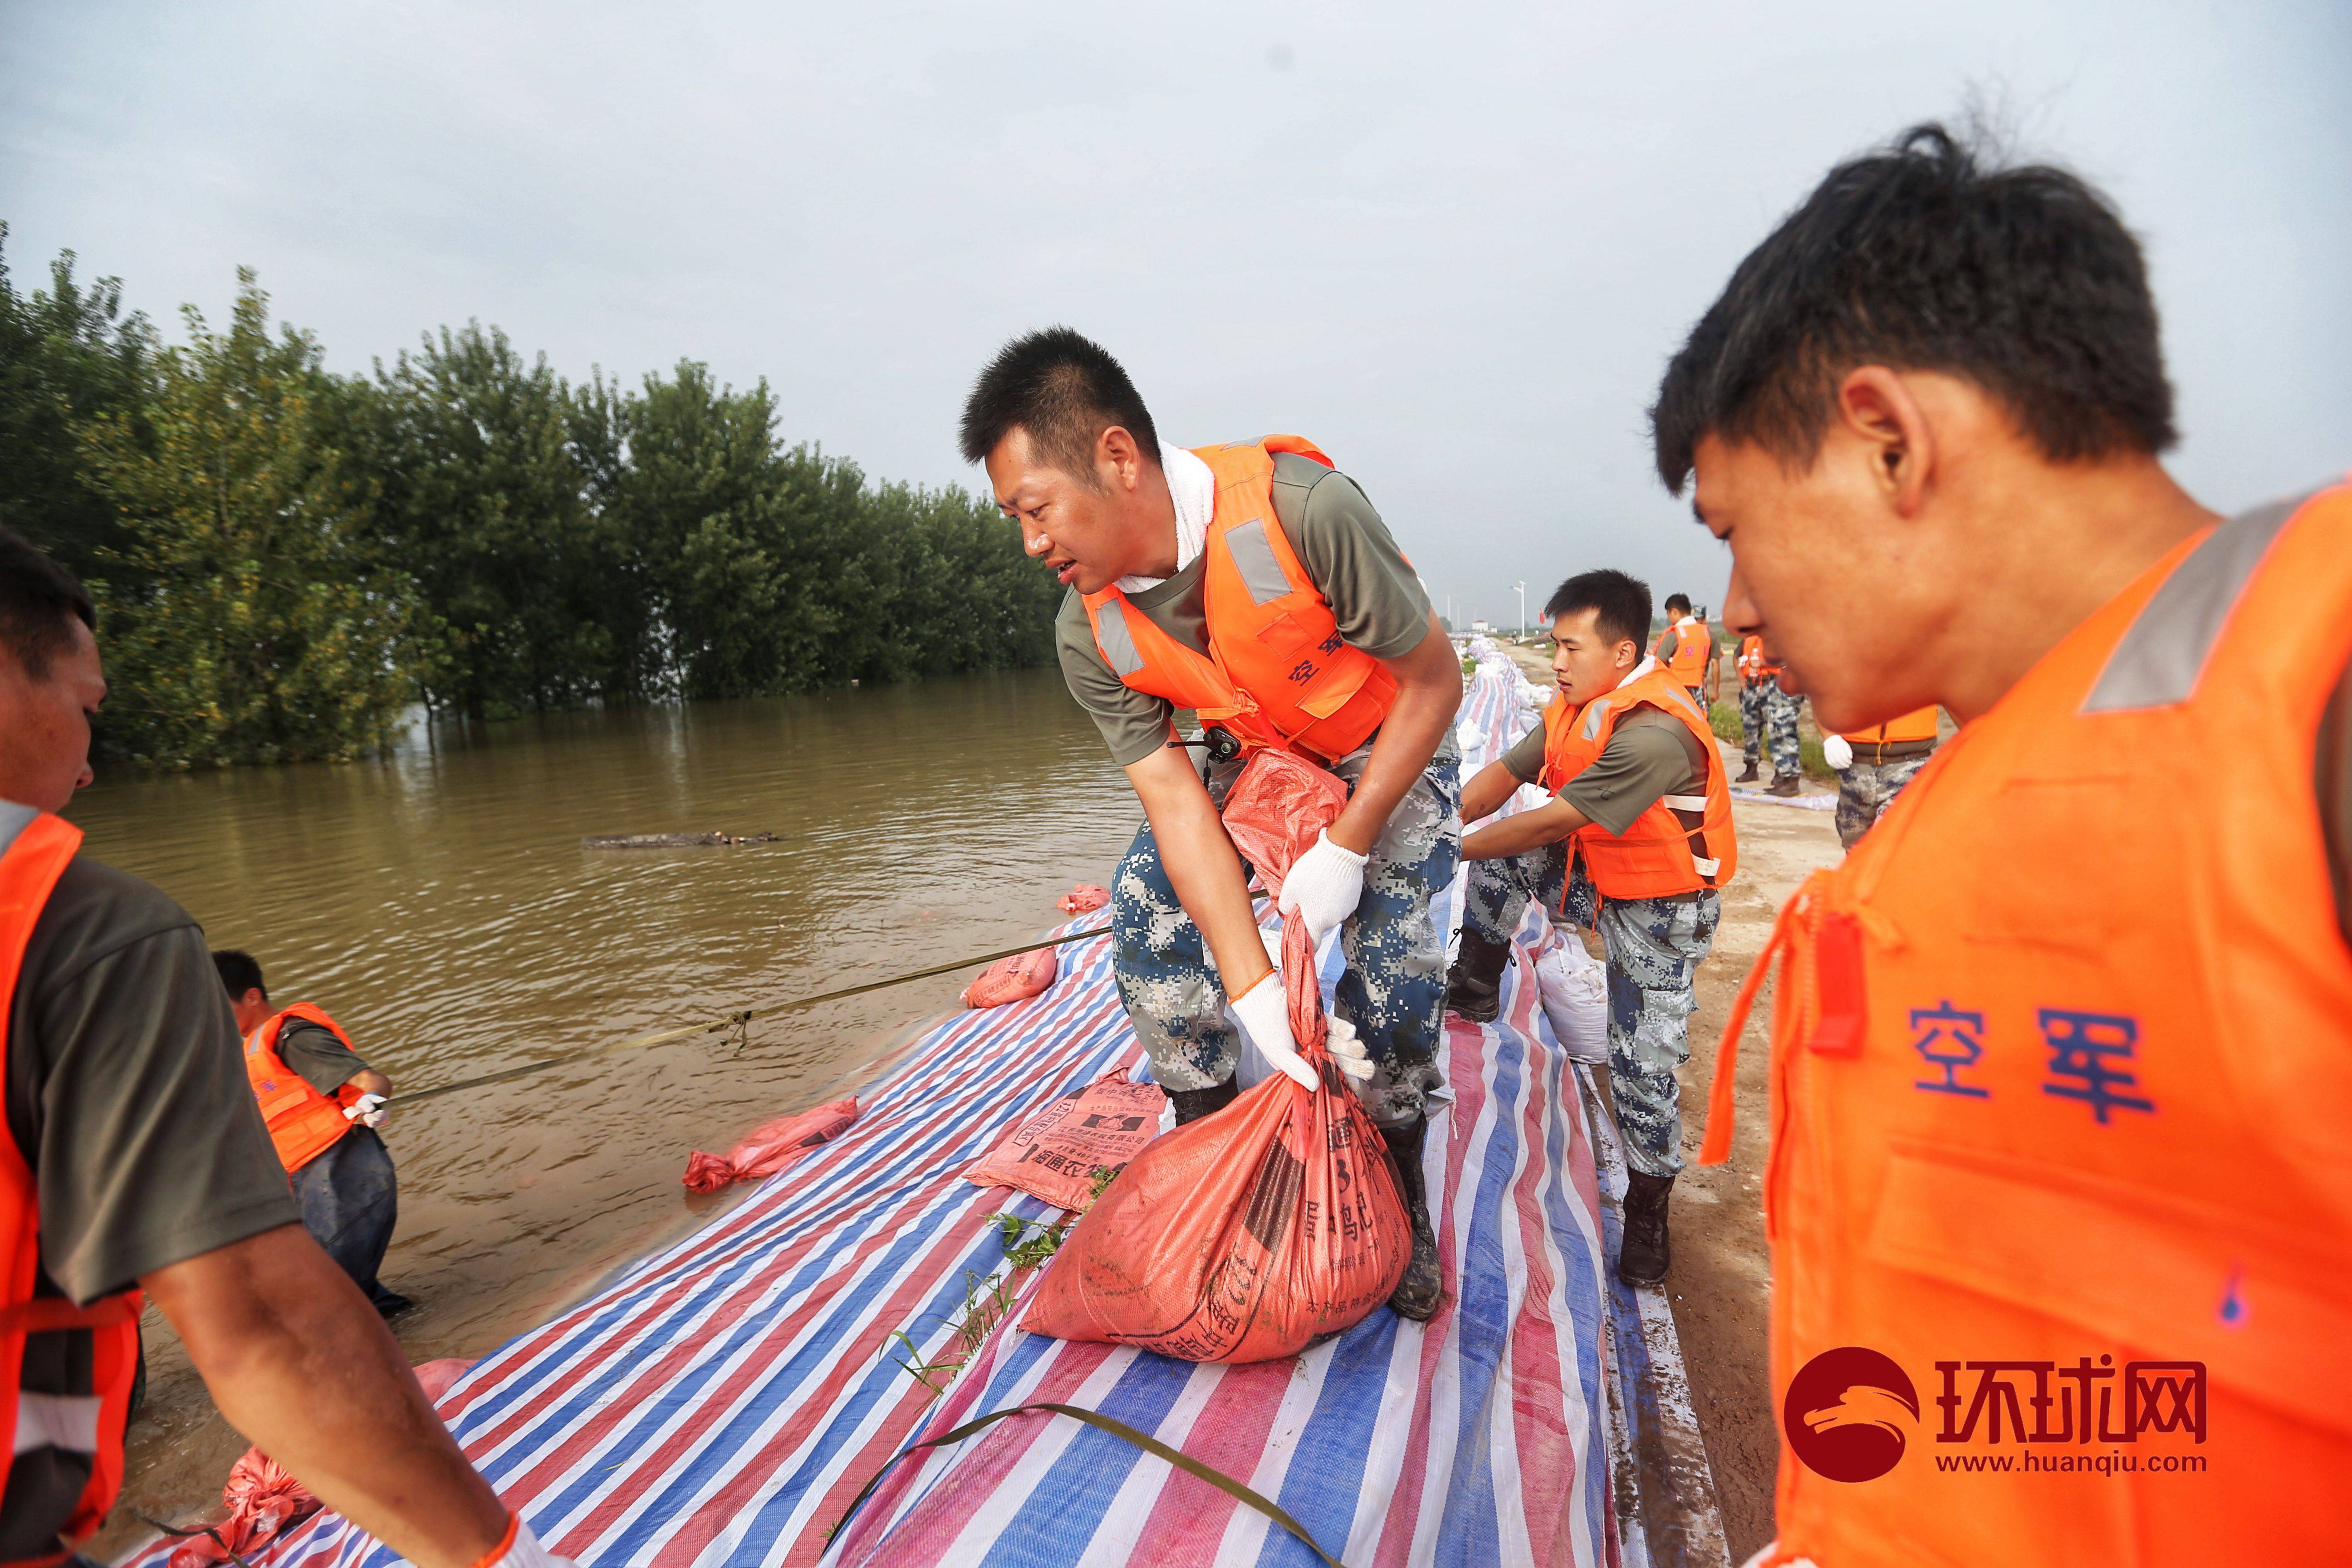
74,668,1141,1534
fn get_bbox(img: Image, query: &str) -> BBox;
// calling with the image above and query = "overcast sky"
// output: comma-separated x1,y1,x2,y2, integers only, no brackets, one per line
5,0,2347,628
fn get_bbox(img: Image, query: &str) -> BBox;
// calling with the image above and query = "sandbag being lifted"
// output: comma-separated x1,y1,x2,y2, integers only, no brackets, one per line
1024,748,1414,1362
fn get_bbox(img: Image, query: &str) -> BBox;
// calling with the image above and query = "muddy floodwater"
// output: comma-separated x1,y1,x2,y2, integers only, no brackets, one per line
73,668,1140,1540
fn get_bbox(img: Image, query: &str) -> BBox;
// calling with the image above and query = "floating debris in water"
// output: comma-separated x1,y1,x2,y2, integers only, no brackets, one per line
581,831,783,849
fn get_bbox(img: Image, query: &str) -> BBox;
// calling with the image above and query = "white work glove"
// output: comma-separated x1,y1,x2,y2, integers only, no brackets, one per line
1230,972,1320,1092
1823,734,1853,771
342,1091,388,1128
1276,830,1369,944
1324,1013,1375,1085
477,1517,579,1568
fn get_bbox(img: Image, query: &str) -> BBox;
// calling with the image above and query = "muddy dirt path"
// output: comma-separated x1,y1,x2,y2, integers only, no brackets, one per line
1497,641,1840,1564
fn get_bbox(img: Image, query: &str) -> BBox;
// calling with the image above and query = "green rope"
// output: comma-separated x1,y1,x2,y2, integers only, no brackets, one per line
830,1401,1348,1566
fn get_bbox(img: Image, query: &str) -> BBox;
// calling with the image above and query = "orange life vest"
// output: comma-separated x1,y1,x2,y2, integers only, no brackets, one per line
245,1004,364,1173
1537,667,1737,899
0,813,142,1567
1663,619,1712,687
1736,633,1780,685
1838,706,1940,745
1080,436,1399,763
1702,481,2352,1563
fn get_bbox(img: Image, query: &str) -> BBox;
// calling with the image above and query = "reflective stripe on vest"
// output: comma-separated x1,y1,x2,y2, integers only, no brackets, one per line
0,813,142,1563
245,1004,362,1173
1537,668,1738,899
1837,705,1940,745
1080,436,1400,763
1702,479,2352,1563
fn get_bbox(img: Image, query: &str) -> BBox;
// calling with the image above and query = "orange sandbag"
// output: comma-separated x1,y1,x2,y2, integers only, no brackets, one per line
682,1098,858,1193
965,1073,1166,1211
960,946,1057,1008
1024,749,1414,1362
1058,884,1110,913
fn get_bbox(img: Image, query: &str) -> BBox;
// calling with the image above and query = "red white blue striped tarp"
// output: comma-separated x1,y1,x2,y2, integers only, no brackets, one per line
141,652,1698,1568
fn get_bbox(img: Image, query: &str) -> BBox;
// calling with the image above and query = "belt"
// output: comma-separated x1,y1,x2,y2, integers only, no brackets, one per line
1848,738,1937,765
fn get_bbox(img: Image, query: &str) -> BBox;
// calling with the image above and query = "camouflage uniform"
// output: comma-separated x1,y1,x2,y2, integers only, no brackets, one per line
1833,751,1934,850
1460,847,1715,1177
1759,685,1803,780
1110,744,1460,1129
1738,681,1771,770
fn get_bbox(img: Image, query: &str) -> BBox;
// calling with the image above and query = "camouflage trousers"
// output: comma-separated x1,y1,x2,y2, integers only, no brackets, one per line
1111,747,1461,1129
1462,848,1719,1177
1834,750,1933,850
1740,681,1801,779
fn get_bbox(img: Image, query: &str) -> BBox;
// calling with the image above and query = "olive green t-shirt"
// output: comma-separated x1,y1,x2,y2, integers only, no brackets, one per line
277,1017,371,1096
1055,453,1433,766
4,821,298,1306
1500,706,1712,837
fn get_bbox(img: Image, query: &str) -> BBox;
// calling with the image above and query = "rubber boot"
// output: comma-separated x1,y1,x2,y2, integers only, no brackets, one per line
1166,1079,1239,1126
1618,1170,1674,1284
1736,760,1759,784
1766,774,1800,798
1444,927,1511,1023
1382,1116,1443,1321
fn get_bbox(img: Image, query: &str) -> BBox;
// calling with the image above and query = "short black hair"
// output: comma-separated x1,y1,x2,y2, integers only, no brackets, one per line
1651,123,2174,494
958,327,1160,485
1663,593,1692,616
212,949,267,1002
1544,569,1651,651
0,525,97,680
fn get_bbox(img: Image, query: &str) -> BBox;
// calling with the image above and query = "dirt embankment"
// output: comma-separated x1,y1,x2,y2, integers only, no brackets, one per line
1496,640,1839,1564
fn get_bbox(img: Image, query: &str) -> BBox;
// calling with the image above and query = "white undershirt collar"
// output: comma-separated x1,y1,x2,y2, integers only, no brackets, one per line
1114,441,1215,595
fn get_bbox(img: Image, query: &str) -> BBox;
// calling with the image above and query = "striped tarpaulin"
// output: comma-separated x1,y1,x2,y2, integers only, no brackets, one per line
153,652,1633,1568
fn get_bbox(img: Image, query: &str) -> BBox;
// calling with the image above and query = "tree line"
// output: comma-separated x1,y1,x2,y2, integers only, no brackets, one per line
0,230,1060,767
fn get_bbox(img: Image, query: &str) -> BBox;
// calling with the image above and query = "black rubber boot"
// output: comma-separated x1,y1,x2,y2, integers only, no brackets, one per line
1166,1079,1239,1126
1382,1116,1443,1321
1444,927,1511,1024
1766,774,1800,798
1736,760,1759,784
1618,1170,1674,1284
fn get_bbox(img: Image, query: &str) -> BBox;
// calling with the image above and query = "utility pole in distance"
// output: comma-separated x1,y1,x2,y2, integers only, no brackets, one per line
1514,581,1526,640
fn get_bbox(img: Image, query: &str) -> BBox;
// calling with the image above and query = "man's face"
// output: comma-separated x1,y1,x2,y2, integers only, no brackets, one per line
985,426,1141,597
0,617,104,813
1691,422,1936,734
1549,609,1637,705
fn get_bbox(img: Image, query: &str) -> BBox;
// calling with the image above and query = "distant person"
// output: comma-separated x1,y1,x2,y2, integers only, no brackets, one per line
1651,593,1715,704
1656,122,2347,1560
1733,632,1802,790
0,525,567,1568
1821,707,1941,848
213,950,410,1317
960,328,1464,1320
1447,569,1735,1284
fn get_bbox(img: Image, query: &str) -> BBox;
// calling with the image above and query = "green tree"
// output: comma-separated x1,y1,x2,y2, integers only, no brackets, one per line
369,323,614,718
77,274,417,765
0,228,155,585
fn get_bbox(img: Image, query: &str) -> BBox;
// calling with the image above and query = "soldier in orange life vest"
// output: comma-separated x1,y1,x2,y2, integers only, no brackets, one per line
1735,633,1803,790
1448,568,1736,1284
1655,122,2347,1563
213,951,411,1318
960,329,1466,1320
0,529,570,1568
1822,707,1941,850
1651,593,1719,705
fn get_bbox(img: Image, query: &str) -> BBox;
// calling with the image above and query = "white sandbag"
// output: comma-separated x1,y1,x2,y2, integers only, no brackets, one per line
1535,932,1610,1065
1456,722,1486,753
